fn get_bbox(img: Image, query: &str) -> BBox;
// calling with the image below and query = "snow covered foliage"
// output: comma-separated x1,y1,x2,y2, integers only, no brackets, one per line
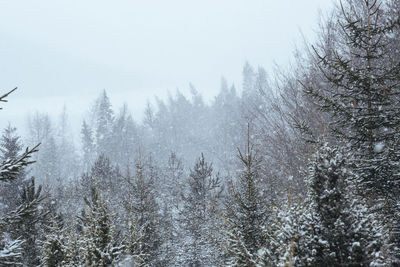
78,187,124,266
0,88,48,266
180,153,223,266
40,216,66,266
0,234,24,266
222,136,270,267
0,125,25,213
0,145,38,183
304,0,400,200
13,178,49,266
263,199,304,266
295,143,388,266
123,159,162,266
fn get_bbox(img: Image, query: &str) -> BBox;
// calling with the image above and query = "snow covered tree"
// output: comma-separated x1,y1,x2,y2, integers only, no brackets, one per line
124,159,161,266
0,124,23,161
40,215,66,267
0,124,24,212
108,104,138,167
80,154,122,196
296,143,382,266
26,112,59,185
12,177,49,266
181,153,222,267
95,90,114,156
122,211,147,267
222,129,269,267
211,78,244,173
263,198,305,267
155,152,186,266
79,187,124,266
81,120,96,171
302,1,400,261
304,0,400,202
62,226,82,266
0,87,46,266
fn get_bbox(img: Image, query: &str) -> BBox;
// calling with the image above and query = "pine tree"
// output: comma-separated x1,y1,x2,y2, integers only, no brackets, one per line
40,215,66,267
181,153,222,267
302,1,400,262
62,226,82,266
303,0,400,202
81,120,95,171
95,90,114,155
222,127,269,267
55,106,78,182
156,152,185,266
79,187,124,266
123,203,148,267
109,104,138,167
0,88,44,266
296,143,380,266
13,177,49,266
0,124,24,212
80,154,121,197
263,198,304,267
124,159,161,266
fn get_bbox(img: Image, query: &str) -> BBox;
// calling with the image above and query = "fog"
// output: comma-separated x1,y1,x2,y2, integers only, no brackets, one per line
0,0,331,132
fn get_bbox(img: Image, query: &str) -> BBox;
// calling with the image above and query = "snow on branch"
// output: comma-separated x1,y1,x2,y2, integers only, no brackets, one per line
0,238,24,266
0,144,40,182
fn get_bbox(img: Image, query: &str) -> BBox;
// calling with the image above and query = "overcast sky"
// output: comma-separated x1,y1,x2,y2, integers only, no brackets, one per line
0,0,333,133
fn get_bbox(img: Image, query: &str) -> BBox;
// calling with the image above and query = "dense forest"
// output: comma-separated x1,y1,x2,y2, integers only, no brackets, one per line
1,0,400,266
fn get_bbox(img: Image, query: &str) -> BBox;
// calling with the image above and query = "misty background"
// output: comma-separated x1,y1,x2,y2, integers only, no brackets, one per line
0,0,332,134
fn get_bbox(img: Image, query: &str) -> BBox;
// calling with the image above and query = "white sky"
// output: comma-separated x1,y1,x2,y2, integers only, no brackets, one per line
0,0,333,133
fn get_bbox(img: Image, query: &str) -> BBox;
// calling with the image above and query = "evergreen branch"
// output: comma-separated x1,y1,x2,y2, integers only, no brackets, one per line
0,144,40,182
0,88,17,109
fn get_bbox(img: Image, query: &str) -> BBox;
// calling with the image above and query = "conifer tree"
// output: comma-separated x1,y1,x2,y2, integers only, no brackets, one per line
40,216,66,267
13,177,49,266
303,0,400,202
95,90,114,155
296,143,381,266
123,203,148,266
181,153,222,267
124,160,161,266
0,124,24,212
222,126,269,267
81,120,95,171
79,187,124,266
0,88,43,266
303,1,400,261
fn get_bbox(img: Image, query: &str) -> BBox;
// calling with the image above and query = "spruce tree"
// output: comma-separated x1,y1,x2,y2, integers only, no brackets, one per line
222,128,269,267
0,124,24,212
181,153,222,267
79,187,124,266
296,143,381,266
124,159,161,266
0,88,44,266
81,120,95,171
303,0,400,202
40,216,66,267
302,1,400,262
95,90,114,155
13,177,49,266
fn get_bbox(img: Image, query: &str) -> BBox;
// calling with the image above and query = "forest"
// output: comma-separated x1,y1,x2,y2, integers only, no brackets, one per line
0,0,400,266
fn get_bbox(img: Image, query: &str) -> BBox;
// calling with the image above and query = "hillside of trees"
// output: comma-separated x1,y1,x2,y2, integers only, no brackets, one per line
0,0,400,266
